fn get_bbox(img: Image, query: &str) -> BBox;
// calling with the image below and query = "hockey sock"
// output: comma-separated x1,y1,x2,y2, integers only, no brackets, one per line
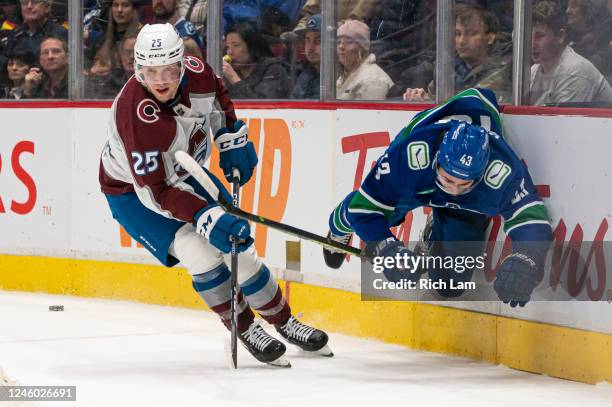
192,264,255,332
240,265,291,326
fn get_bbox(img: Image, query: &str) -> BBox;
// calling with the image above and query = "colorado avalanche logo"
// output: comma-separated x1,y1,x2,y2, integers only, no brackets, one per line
184,56,205,73
188,125,208,162
175,126,208,176
137,99,161,123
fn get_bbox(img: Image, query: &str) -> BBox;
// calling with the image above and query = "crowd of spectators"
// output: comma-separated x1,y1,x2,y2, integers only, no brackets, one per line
528,0,612,105
398,4,513,103
0,0,609,106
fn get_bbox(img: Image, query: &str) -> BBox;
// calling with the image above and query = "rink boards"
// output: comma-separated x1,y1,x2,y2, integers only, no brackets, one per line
0,103,611,384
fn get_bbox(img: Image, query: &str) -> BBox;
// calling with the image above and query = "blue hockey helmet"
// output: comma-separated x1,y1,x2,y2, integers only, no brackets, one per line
437,120,491,181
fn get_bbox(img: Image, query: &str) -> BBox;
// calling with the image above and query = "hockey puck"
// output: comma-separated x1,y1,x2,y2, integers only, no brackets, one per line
48,305,64,311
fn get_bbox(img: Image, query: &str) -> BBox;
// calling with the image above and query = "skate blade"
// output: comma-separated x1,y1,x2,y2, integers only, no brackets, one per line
314,344,334,357
297,344,334,357
267,355,291,368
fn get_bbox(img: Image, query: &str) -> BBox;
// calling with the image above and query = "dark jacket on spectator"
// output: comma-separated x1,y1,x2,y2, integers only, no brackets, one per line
224,57,292,99
28,73,68,99
369,0,437,83
85,68,131,99
290,61,319,99
3,18,67,59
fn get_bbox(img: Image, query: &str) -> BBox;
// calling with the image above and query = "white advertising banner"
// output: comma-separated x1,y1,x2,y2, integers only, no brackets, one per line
0,108,71,254
0,106,610,333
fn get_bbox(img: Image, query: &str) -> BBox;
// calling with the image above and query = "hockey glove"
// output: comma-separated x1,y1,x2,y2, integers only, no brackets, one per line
364,238,422,284
494,252,543,307
214,120,258,186
194,204,254,253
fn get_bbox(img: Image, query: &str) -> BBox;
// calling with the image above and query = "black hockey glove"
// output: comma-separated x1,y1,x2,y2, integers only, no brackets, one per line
494,252,543,307
364,238,421,284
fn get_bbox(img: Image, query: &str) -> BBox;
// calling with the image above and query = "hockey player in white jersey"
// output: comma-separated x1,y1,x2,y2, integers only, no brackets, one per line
99,24,331,366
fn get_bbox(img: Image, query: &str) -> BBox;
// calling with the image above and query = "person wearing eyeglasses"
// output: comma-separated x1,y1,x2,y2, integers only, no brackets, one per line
2,0,67,61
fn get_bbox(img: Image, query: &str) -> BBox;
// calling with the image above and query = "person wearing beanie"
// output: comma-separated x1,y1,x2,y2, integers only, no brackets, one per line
290,13,321,99
336,19,393,100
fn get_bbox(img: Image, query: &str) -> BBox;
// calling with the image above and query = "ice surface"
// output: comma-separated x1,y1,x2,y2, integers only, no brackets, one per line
0,291,610,407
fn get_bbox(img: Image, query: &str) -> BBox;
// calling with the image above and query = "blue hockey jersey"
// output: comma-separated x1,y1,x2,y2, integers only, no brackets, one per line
175,17,203,49
335,88,552,250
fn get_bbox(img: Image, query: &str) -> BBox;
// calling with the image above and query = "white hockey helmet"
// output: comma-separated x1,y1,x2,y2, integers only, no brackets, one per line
134,23,185,85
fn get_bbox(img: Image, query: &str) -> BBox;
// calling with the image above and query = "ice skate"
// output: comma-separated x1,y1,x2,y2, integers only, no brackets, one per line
276,315,333,357
239,320,291,367
323,231,353,269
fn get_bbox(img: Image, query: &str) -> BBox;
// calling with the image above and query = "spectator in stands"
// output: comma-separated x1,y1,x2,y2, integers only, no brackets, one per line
49,0,66,27
290,13,320,99
23,34,67,98
367,0,436,84
457,0,514,33
565,0,612,81
152,0,203,58
87,0,141,76
293,0,378,31
0,0,21,43
179,0,207,38
529,0,612,106
176,0,192,16
223,0,305,34
3,0,67,58
86,29,137,98
222,22,292,99
0,0,20,87
400,5,512,102
2,47,33,98
336,19,393,100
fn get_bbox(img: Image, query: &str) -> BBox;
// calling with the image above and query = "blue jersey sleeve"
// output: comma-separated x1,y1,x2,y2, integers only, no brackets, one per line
345,135,419,241
499,167,552,263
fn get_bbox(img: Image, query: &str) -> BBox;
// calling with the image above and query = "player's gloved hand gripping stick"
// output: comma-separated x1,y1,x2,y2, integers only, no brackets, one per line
175,151,368,261
214,121,258,187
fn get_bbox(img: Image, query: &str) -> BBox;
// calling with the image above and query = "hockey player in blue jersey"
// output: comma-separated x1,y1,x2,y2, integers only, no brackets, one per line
324,88,552,306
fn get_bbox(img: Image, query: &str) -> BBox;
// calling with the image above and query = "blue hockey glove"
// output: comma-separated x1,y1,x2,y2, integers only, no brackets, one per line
494,252,543,307
364,238,422,284
194,204,253,253
214,121,258,186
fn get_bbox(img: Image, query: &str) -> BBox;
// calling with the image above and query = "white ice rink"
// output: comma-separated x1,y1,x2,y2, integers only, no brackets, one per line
1,291,611,407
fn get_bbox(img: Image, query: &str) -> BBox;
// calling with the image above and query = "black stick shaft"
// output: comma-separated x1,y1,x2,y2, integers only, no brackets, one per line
218,198,368,260
230,176,240,369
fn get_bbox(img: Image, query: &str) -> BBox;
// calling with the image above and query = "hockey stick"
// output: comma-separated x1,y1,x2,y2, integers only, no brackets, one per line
174,151,367,260
229,169,240,369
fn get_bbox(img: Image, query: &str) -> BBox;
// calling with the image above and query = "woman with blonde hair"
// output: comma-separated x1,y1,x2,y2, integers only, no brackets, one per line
336,19,393,100
87,0,142,77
